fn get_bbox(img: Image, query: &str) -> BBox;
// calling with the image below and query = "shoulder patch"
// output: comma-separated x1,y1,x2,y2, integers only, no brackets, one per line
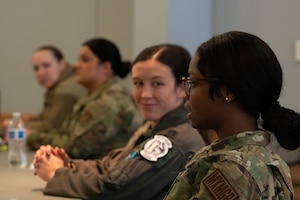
140,135,172,162
203,169,238,200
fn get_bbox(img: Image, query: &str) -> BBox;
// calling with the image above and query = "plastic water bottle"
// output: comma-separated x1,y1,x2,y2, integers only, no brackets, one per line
7,112,27,168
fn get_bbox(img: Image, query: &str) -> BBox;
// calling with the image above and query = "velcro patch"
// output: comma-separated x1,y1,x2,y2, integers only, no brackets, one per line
203,169,238,200
140,135,172,162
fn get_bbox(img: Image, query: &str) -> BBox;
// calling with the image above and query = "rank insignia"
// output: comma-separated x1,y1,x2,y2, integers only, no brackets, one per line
140,135,172,161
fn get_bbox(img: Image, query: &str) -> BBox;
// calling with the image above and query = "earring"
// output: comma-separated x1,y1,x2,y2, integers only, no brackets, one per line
225,97,229,102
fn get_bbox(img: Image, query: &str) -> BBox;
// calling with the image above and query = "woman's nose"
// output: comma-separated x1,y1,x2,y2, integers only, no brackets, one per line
141,85,153,98
74,61,83,71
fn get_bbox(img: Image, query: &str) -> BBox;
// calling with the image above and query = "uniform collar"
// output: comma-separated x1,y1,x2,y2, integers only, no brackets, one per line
88,76,120,98
148,104,189,135
48,64,74,90
210,130,270,152
76,76,121,106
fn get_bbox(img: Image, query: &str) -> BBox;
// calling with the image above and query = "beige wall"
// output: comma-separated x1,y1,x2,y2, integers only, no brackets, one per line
0,0,97,113
97,0,134,61
0,0,170,113
212,0,300,112
3,0,298,114
133,0,168,57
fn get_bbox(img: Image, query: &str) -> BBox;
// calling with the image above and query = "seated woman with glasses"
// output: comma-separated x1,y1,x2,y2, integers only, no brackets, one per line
165,31,298,199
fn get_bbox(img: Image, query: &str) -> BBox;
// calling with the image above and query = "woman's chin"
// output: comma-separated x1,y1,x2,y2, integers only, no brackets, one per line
142,113,158,122
187,113,201,129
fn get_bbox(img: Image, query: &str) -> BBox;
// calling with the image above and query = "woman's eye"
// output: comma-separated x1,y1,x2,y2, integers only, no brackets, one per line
79,55,89,62
33,66,39,71
153,82,164,87
133,81,143,87
82,57,89,62
187,81,194,85
42,63,51,68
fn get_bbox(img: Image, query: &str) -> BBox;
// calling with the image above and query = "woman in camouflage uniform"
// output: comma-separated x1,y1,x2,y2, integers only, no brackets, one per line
32,44,206,199
28,38,142,159
165,31,299,199
25,45,86,132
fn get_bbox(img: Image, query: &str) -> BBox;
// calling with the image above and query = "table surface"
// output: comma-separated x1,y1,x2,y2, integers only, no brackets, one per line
0,150,76,200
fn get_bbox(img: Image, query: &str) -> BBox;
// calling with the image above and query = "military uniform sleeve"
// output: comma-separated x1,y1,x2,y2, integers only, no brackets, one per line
166,159,263,200
61,91,138,159
44,159,106,199
189,159,291,200
26,94,78,132
27,74,85,132
195,161,262,200
44,137,192,199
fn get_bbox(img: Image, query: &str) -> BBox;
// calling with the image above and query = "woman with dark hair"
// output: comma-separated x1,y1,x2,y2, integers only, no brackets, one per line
24,45,86,132
28,38,142,159
165,31,297,199
32,44,206,199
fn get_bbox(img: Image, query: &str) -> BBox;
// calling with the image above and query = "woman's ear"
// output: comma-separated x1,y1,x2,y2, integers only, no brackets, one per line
176,84,186,99
220,87,235,103
58,59,67,71
101,61,111,70
101,61,114,76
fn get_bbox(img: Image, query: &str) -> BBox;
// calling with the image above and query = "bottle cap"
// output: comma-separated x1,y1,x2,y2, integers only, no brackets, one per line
12,112,21,117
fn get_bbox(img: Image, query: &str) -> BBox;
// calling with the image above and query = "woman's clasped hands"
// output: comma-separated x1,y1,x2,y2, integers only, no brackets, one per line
33,145,70,182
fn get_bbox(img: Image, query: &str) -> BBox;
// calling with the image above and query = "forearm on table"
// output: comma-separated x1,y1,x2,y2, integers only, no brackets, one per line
44,167,105,199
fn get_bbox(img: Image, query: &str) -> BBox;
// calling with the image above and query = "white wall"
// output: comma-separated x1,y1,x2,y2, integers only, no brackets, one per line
0,0,209,113
0,0,96,113
133,0,211,57
93,0,211,96
167,0,212,55
97,0,134,61
133,0,168,57
2,0,299,114
212,0,300,112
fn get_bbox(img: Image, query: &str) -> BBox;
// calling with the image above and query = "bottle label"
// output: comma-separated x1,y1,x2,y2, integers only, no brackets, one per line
8,129,26,140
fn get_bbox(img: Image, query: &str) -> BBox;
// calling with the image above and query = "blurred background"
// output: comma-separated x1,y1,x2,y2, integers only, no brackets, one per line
0,0,299,113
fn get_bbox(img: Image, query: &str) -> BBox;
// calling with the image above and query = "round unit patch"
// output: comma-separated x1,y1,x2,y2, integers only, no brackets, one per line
140,135,172,161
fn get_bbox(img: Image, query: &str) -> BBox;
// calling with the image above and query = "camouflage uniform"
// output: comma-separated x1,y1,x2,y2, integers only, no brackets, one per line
165,131,294,200
28,76,142,159
42,105,206,200
26,65,86,132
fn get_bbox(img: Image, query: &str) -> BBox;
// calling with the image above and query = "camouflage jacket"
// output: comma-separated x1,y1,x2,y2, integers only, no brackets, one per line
43,105,206,200
165,130,294,200
28,76,142,159
26,65,86,132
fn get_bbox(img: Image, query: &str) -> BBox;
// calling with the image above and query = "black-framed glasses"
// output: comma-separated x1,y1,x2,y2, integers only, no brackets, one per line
182,76,218,98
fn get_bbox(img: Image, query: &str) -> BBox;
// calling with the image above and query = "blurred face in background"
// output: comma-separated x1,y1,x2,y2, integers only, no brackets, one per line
32,50,66,89
132,59,185,126
75,46,108,91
